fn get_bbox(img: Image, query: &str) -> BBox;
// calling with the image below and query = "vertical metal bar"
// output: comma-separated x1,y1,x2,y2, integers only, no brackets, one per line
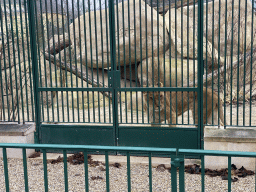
127,152,131,191
109,0,118,145
28,0,40,143
187,0,190,125
38,0,46,123
63,150,68,192
34,0,42,123
93,0,100,122
242,0,248,126
105,0,111,124
174,0,178,125
42,149,48,192
179,157,185,192
211,0,215,125
60,0,66,122
249,0,254,127
0,0,5,121
82,0,88,123
201,155,205,192
121,0,127,123
181,0,184,125
139,0,143,124
53,0,61,121
65,0,72,123
91,2,96,123
228,156,231,192
204,0,208,126
230,0,234,126
71,0,79,123
179,156,185,192
22,148,29,192
3,148,9,192
223,0,228,127
49,0,56,123
149,153,152,192
44,0,51,122
83,0,90,123
84,151,89,192
198,0,204,149
105,151,110,192
87,2,94,123
168,0,172,124
144,0,148,124
76,0,81,123
217,0,221,127
162,0,167,125
157,0,160,123
236,0,241,126
171,162,177,192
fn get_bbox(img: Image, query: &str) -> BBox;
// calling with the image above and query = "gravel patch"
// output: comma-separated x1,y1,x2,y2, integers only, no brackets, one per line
0,158,255,192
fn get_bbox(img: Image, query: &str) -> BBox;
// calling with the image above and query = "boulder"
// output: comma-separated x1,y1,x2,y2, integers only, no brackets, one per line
193,0,255,57
69,0,169,68
137,56,198,87
165,6,223,67
165,0,255,69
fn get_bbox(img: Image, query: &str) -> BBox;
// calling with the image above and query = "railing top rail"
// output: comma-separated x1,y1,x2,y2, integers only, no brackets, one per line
0,143,256,158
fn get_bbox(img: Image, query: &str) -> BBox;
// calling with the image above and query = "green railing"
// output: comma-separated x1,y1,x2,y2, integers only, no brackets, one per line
1,0,256,149
0,143,256,191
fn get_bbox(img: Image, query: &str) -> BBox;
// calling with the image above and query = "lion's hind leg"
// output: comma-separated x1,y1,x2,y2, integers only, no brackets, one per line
211,106,225,129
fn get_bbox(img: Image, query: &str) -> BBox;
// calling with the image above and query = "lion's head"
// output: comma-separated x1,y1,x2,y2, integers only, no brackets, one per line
143,82,166,112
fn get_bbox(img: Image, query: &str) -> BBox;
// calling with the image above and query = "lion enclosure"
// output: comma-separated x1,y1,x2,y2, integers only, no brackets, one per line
0,0,256,147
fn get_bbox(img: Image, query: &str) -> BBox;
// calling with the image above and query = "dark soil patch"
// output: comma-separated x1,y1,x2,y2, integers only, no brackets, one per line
185,164,255,182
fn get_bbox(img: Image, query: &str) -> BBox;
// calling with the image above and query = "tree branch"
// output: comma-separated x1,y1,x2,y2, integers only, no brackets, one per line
190,48,256,87
44,53,113,100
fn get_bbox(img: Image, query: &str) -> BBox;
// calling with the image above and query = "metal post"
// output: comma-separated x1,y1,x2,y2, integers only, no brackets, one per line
171,149,185,192
108,0,119,146
197,0,204,149
171,156,185,191
27,0,41,143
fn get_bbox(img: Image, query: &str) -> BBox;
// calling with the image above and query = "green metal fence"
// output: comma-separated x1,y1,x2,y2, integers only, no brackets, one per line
0,143,256,191
0,0,255,126
0,0,256,146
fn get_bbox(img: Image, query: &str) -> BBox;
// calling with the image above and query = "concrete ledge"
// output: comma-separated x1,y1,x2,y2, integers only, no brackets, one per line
204,128,256,170
0,123,35,158
0,123,35,136
205,128,256,143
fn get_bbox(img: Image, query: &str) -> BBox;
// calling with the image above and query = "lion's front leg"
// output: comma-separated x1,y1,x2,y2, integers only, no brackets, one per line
166,107,177,127
169,113,177,127
149,111,163,127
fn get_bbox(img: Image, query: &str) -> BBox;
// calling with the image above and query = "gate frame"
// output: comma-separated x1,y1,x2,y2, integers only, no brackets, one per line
28,0,205,150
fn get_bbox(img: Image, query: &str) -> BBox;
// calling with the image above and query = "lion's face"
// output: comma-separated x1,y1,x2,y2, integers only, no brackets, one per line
143,81,166,112
153,91,165,112
144,91,165,112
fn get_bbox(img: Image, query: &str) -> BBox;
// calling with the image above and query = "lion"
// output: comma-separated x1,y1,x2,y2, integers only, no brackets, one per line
143,82,225,128
139,57,225,128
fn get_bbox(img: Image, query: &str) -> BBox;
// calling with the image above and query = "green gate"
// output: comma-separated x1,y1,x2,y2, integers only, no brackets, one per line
27,0,205,149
